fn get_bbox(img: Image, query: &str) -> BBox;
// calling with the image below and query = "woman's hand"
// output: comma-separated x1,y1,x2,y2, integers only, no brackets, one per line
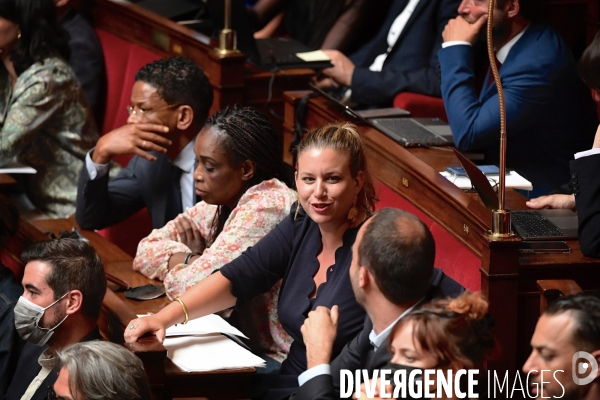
174,214,206,254
124,315,168,343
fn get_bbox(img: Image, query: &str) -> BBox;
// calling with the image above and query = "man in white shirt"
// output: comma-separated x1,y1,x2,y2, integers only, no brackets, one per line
75,57,213,231
315,0,460,107
439,0,597,196
290,208,464,400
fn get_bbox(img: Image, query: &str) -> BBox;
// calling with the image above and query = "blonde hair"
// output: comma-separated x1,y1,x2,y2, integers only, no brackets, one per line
296,122,377,213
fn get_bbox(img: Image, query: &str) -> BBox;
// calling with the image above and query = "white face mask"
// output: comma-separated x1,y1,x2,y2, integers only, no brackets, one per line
13,292,69,346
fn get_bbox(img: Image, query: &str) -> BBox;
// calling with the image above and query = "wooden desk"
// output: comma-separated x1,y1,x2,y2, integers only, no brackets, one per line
0,173,16,193
283,91,600,373
86,0,314,129
28,218,255,400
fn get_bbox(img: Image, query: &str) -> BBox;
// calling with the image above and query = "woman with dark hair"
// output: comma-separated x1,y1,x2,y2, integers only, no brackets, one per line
127,122,377,398
0,0,97,218
134,105,296,365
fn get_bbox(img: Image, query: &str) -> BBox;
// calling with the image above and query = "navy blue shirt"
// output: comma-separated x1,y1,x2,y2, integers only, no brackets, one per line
221,204,366,377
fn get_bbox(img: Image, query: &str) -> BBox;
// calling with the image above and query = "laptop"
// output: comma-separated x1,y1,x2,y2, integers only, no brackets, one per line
453,148,578,240
206,0,333,70
310,83,454,147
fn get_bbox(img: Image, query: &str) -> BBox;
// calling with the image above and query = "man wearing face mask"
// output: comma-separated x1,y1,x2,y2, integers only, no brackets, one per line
290,208,464,400
3,239,106,400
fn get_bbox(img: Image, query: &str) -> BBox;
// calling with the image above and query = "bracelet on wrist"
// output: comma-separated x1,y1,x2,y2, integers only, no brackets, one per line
183,252,201,265
174,297,189,325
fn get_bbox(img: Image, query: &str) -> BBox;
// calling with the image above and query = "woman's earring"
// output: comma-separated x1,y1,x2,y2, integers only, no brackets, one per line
347,196,358,224
17,33,21,40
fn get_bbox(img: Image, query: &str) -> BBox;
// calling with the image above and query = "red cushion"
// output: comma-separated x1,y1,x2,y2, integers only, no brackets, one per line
94,28,161,166
93,28,162,257
374,180,480,292
393,92,447,122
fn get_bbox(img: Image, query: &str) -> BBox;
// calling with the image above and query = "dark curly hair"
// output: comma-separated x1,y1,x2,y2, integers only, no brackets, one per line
0,0,70,75
201,105,287,243
135,57,213,128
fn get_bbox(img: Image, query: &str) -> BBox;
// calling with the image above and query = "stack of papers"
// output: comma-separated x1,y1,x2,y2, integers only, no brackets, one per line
0,161,36,174
440,171,533,191
164,334,266,372
144,314,266,372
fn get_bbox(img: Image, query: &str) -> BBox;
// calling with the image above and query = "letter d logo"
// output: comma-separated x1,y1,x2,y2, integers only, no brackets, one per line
572,351,599,385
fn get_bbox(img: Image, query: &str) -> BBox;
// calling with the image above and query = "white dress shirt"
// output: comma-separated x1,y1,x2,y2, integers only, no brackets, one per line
85,140,196,211
369,0,422,72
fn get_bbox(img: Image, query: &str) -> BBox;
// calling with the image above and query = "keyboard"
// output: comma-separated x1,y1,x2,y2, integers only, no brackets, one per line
371,119,450,146
511,211,567,239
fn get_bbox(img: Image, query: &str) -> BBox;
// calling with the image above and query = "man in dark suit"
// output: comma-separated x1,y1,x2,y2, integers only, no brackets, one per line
526,30,600,258
290,208,464,400
75,57,213,230
4,240,106,400
55,0,106,128
439,0,598,196
315,0,460,108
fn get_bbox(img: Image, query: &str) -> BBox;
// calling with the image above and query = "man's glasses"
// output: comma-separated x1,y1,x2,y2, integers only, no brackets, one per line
126,104,179,119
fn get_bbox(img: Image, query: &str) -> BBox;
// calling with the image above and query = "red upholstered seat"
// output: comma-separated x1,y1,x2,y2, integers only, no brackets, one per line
375,181,481,292
93,28,162,257
393,92,447,122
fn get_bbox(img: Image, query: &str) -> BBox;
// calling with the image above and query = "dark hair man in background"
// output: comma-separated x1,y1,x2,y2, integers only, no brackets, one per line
75,57,213,231
4,239,106,400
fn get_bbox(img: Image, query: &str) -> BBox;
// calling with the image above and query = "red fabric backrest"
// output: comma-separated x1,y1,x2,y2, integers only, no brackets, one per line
94,28,162,166
375,181,481,292
93,28,161,257
393,92,447,122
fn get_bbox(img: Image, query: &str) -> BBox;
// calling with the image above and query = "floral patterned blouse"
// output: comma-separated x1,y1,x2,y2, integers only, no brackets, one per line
0,57,98,218
134,178,297,362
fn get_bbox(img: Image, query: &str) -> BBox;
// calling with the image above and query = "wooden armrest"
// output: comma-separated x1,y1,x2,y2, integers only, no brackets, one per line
536,279,582,314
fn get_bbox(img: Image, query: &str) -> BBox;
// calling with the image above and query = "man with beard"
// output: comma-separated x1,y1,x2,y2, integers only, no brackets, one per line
290,208,464,400
3,239,106,400
438,0,597,196
523,294,600,400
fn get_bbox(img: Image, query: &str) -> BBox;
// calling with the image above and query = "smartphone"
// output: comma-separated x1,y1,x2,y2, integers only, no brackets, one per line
355,107,411,119
445,166,468,176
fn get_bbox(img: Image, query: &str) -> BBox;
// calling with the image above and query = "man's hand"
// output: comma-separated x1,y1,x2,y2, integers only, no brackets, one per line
442,14,487,44
320,50,355,88
526,194,576,210
92,123,171,164
174,214,206,254
353,379,393,400
300,305,339,368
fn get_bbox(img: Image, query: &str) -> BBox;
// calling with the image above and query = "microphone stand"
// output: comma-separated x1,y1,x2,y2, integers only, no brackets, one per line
487,0,513,237
217,0,239,54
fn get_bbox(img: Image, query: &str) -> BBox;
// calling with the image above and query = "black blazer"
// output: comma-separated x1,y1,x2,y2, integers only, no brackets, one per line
60,9,106,129
348,0,460,107
290,269,465,400
571,154,600,258
75,152,183,230
3,328,102,400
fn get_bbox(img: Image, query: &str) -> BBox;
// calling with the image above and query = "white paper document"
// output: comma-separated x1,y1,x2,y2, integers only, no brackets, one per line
296,50,330,62
440,171,533,191
0,161,36,174
164,334,266,372
165,313,248,338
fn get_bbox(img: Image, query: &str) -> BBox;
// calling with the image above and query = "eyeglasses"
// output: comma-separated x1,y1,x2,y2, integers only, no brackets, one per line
126,104,179,119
